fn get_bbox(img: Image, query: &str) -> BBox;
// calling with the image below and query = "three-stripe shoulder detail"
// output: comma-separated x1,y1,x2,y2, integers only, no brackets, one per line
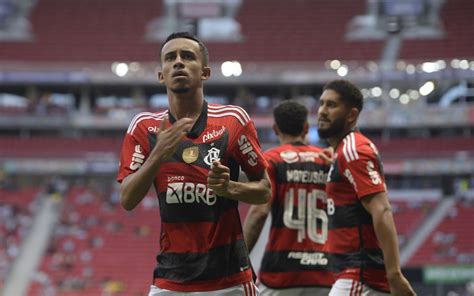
208,104,250,126
127,110,168,134
342,132,360,162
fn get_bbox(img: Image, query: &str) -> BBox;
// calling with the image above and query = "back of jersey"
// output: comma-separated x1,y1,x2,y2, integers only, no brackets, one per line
259,143,334,289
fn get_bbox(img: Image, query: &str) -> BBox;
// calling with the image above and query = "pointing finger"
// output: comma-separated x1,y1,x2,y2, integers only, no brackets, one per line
160,115,168,132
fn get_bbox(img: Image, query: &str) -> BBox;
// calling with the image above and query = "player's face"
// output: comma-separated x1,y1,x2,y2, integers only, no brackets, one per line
317,89,351,139
159,38,209,94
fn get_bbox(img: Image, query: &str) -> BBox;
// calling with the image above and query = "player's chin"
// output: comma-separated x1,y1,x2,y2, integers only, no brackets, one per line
170,85,190,94
317,121,330,129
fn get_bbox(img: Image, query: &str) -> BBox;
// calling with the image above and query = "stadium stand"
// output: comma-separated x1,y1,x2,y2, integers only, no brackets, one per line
27,183,159,295
0,187,41,291
392,199,437,246
407,200,474,266
0,0,470,63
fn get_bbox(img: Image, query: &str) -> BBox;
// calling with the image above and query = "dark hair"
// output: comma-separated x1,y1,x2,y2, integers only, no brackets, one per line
273,100,308,136
160,32,209,66
323,79,363,112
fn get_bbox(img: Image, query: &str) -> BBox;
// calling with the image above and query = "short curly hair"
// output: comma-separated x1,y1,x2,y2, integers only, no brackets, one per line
273,100,308,136
324,79,363,112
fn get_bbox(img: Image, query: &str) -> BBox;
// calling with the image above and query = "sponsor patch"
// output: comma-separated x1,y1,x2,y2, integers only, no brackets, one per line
238,135,258,166
280,150,299,163
166,182,216,206
202,126,226,143
130,144,145,170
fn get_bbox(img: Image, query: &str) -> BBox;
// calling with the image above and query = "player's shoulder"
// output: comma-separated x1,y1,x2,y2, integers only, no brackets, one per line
207,103,251,127
339,131,378,162
264,144,323,163
126,110,168,135
264,144,285,159
304,144,325,153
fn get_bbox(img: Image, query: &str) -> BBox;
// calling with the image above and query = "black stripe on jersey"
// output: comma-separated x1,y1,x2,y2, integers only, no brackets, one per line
228,157,240,182
158,192,237,223
270,201,285,228
274,162,329,184
154,239,250,282
148,131,157,151
327,158,344,183
328,203,373,229
330,249,385,272
168,101,208,139
162,133,229,171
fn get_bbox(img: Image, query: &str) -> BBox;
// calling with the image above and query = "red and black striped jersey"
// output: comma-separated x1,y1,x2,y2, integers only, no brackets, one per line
325,131,390,293
117,101,268,292
259,142,334,288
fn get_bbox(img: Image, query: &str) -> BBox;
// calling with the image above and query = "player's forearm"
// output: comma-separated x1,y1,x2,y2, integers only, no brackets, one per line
225,179,271,204
243,207,268,252
120,159,160,211
372,208,402,276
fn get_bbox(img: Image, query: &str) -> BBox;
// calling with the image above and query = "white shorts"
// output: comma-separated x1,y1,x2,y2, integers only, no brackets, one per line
148,281,259,296
329,279,389,296
259,283,330,296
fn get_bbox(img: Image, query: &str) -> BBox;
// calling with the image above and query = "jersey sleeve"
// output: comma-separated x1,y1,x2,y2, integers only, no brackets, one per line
264,152,278,203
116,122,150,183
339,143,386,199
229,120,268,177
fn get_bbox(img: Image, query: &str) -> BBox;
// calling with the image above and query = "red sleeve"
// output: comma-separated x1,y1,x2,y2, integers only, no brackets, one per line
116,125,150,183
340,143,386,199
264,152,277,203
229,120,268,177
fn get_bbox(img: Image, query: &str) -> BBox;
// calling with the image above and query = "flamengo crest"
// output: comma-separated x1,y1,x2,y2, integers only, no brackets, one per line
204,147,220,167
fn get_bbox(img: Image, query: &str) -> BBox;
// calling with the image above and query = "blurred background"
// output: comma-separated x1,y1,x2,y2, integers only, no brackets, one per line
0,0,473,295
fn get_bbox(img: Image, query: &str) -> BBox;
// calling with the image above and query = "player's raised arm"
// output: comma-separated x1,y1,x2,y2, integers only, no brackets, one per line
120,117,193,211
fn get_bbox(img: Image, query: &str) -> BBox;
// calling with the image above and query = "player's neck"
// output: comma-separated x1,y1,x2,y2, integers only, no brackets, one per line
168,93,204,120
279,134,306,145
327,126,357,148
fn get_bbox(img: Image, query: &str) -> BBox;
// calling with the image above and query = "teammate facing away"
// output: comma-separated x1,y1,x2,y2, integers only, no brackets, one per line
243,101,334,296
317,80,416,296
117,32,271,296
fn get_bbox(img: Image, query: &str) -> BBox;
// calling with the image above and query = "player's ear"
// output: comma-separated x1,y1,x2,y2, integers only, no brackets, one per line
201,66,211,80
347,107,359,125
272,123,281,136
158,71,165,84
303,121,309,137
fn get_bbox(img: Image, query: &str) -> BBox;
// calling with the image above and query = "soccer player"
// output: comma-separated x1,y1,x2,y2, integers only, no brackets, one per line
317,80,416,296
243,100,333,296
117,32,271,295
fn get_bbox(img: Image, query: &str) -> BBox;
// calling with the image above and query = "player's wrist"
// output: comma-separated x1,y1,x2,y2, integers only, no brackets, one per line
148,150,167,166
386,268,403,280
223,181,237,198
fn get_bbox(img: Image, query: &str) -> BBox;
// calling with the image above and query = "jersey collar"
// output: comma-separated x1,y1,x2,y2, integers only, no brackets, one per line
289,141,305,146
168,101,208,139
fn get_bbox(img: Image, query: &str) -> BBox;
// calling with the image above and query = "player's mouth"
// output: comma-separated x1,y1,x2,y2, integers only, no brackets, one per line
317,118,331,129
172,71,188,78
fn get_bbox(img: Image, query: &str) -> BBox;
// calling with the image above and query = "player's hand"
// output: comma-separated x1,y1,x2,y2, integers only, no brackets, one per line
150,116,194,163
207,160,231,197
388,272,417,296
319,146,334,165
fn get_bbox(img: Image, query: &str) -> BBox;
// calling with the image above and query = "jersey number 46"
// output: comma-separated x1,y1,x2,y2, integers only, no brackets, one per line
283,188,328,244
